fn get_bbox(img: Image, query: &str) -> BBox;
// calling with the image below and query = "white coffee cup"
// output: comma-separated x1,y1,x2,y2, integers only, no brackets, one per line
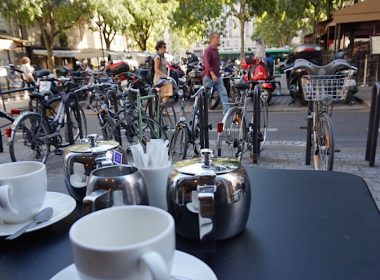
70,205,175,280
0,161,47,224
139,161,172,210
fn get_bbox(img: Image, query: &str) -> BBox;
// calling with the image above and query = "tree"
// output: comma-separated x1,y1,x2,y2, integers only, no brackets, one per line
92,0,130,50
254,0,308,47
171,0,224,39
0,0,93,70
254,12,299,47
124,0,176,51
225,0,268,61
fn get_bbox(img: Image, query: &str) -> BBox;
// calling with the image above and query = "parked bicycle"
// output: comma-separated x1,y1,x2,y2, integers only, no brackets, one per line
288,58,357,171
218,82,264,163
169,85,213,160
9,81,87,163
106,81,169,154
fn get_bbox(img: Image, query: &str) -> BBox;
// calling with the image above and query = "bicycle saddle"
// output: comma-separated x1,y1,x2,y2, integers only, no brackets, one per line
234,82,249,90
291,58,353,75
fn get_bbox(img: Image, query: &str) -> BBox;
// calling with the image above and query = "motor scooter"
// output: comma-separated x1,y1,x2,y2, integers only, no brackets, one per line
242,56,275,104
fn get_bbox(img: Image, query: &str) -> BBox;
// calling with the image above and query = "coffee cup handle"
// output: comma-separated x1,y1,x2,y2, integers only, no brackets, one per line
0,185,16,213
140,251,169,280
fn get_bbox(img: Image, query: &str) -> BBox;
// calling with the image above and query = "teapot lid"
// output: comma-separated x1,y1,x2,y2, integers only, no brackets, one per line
67,135,119,153
174,149,240,175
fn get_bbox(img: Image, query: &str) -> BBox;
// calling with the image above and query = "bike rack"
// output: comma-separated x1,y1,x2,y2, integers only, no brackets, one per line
252,85,261,163
365,82,380,166
136,93,160,142
305,101,313,166
199,87,210,149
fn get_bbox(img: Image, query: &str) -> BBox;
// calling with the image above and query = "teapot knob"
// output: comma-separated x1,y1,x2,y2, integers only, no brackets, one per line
88,134,98,147
200,149,213,168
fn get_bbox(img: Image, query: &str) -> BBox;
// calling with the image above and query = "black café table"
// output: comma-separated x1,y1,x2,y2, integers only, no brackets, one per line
1,168,380,280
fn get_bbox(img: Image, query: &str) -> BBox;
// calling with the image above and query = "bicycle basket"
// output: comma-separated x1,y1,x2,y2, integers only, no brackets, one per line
301,74,355,102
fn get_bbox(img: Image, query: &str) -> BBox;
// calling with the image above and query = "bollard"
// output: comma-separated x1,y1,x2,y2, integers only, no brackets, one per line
365,82,380,166
361,54,368,87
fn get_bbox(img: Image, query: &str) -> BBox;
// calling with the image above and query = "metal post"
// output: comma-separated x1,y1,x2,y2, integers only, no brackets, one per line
305,101,313,165
361,54,368,87
366,83,380,166
203,89,209,148
199,88,205,149
365,84,379,161
0,129,3,153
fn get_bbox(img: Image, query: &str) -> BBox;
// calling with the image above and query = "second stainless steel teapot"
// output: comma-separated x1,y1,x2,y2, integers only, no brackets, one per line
83,164,148,215
167,149,251,249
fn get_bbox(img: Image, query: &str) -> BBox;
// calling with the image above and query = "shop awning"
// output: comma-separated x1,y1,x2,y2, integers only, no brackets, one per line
33,48,126,59
0,39,17,50
0,34,30,49
333,0,380,24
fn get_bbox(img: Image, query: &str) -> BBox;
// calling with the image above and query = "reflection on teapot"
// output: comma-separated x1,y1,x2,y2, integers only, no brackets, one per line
83,165,148,215
167,149,251,251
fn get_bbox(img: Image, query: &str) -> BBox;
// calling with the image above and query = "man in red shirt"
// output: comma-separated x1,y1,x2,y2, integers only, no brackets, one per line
202,32,229,114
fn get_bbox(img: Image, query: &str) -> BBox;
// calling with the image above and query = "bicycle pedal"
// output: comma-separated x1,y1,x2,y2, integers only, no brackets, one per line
54,149,63,155
299,126,307,129
335,148,341,153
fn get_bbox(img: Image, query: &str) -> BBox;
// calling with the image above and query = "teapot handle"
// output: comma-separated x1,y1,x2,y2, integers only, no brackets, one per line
82,189,112,215
197,184,216,252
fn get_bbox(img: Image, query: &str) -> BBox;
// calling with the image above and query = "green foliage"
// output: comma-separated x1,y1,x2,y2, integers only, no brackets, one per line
0,0,93,69
124,0,177,51
172,0,224,37
254,0,355,46
92,0,130,50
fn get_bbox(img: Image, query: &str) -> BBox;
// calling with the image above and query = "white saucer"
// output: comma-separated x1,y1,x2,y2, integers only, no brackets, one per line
0,192,76,237
51,250,217,280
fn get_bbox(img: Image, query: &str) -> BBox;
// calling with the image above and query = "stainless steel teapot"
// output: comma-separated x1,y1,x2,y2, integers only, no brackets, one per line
167,149,251,249
63,134,128,201
83,164,148,215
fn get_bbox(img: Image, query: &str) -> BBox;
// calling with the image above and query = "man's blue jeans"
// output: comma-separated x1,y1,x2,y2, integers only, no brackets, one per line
203,76,229,114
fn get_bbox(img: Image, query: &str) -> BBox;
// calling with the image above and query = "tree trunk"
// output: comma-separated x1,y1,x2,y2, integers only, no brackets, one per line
46,47,54,70
240,17,245,62
40,23,55,70
105,38,111,50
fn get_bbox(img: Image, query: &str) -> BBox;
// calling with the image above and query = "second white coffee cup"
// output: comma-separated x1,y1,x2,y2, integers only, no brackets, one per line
70,205,175,280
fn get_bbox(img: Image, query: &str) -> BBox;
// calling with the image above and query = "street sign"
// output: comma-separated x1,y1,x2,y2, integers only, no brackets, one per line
370,36,380,55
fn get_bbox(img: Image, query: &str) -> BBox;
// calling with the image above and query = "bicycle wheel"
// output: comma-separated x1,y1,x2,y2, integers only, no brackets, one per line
100,113,116,140
9,112,50,163
139,116,168,144
169,124,189,160
189,110,201,157
111,115,168,147
312,112,334,171
64,105,87,146
161,101,177,132
260,98,269,150
220,107,246,160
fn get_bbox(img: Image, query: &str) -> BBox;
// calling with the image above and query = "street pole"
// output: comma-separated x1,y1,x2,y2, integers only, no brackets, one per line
97,15,105,60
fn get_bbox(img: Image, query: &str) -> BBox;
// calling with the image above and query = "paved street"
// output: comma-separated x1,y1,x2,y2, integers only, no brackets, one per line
1,85,379,211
